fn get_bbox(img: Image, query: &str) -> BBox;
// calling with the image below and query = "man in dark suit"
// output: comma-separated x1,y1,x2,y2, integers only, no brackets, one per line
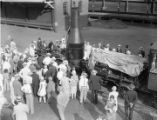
31,70,40,97
89,70,101,104
124,83,138,120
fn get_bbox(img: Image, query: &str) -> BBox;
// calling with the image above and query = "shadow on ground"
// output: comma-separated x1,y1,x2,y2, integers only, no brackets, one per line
74,113,85,120
135,110,154,120
48,96,60,119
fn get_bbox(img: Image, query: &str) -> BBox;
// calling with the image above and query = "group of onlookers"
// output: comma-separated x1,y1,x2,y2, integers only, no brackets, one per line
84,41,146,61
0,37,138,120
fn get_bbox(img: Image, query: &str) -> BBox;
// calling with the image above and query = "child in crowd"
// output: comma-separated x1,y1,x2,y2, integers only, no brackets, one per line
108,86,119,111
70,69,78,99
38,77,47,103
79,71,89,104
47,76,56,100
104,95,117,120
13,96,29,120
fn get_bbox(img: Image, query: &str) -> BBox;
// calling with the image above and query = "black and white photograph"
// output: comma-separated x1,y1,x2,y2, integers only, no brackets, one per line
0,0,157,120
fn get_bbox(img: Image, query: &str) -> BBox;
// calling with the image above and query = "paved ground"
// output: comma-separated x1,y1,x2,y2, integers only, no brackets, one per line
27,88,157,120
1,23,157,55
1,23,157,120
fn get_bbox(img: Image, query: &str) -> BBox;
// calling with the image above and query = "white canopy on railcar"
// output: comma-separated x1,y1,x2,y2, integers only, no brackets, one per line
88,48,146,77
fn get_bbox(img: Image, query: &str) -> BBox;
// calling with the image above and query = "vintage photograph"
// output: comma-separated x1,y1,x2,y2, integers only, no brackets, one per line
0,0,157,120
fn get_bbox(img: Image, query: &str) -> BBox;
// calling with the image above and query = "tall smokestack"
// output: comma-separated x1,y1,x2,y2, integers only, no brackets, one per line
67,5,84,67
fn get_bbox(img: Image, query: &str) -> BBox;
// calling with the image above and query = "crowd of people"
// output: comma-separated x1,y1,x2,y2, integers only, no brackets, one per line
83,41,146,61
0,37,138,120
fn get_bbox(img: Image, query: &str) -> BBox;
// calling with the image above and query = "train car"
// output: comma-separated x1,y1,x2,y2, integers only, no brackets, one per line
148,41,157,108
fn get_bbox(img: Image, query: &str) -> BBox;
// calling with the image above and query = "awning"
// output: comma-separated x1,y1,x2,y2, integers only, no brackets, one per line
0,0,46,3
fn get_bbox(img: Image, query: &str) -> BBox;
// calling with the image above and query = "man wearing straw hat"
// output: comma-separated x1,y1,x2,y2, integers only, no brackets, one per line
124,83,138,120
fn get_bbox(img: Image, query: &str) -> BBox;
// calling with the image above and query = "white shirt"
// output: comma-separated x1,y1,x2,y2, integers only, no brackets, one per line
79,76,89,89
126,50,131,55
58,64,67,72
84,44,92,60
104,47,110,51
108,91,119,111
43,56,51,66
52,62,58,69
14,102,29,120
2,61,11,71
57,71,64,81
19,66,32,80
29,46,35,57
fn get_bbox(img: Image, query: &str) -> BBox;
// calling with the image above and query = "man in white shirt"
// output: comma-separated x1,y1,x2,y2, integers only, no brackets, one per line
43,53,51,66
2,60,11,72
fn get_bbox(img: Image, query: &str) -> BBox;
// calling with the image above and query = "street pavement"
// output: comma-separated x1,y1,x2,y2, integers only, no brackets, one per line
1,23,157,120
28,88,157,120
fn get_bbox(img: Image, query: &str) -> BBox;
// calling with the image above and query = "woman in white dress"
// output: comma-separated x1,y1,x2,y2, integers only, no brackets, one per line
108,86,119,111
57,72,70,120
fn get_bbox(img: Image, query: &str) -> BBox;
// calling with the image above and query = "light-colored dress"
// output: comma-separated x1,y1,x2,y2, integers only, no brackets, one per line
38,81,47,97
57,76,70,107
108,91,119,111
14,102,29,120
70,75,78,95
105,100,117,120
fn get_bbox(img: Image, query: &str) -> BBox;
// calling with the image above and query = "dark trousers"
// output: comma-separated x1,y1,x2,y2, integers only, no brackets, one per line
92,90,98,104
125,104,135,120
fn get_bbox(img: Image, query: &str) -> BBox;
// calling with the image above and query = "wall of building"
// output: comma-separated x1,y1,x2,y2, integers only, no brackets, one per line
1,3,54,29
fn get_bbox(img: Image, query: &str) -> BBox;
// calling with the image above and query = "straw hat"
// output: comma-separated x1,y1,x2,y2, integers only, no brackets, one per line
16,96,22,102
46,53,51,56
82,71,87,76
